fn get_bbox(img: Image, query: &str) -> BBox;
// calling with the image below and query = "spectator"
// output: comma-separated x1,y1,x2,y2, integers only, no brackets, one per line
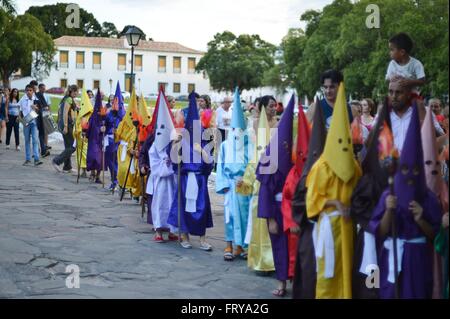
5,88,20,151
18,84,42,166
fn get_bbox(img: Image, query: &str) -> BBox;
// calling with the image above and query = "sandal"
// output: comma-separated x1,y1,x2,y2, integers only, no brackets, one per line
233,246,247,259
224,247,234,261
272,288,287,297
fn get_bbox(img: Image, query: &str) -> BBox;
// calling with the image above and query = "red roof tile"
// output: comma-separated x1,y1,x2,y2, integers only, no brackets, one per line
54,36,204,55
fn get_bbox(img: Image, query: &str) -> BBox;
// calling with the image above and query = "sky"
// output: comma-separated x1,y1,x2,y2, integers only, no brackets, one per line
18,0,333,51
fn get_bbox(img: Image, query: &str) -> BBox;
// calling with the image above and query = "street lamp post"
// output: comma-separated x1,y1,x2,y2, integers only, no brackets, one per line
125,26,144,95
109,78,113,94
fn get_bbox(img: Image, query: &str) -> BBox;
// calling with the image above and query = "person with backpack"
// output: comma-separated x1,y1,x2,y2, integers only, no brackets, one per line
52,85,79,173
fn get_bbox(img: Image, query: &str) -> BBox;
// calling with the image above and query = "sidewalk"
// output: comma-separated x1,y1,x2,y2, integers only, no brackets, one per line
0,134,277,299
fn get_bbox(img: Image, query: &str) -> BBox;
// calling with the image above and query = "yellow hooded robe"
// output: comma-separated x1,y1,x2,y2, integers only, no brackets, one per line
306,83,362,299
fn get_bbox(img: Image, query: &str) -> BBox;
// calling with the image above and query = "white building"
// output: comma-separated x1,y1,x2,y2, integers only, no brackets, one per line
12,35,210,97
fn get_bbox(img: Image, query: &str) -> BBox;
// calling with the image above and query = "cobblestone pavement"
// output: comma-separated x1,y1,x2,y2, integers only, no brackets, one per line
0,133,280,299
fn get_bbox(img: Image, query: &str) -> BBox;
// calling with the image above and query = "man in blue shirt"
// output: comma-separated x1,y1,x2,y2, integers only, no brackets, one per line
306,69,353,129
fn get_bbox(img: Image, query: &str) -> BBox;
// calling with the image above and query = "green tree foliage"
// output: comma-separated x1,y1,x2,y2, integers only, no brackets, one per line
25,3,118,39
0,10,55,86
101,22,119,38
275,0,449,100
0,0,16,14
197,31,276,92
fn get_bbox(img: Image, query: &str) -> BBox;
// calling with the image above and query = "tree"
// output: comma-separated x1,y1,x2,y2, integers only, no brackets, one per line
0,10,55,86
197,31,276,92
101,22,119,38
25,3,118,39
1,0,16,14
279,0,449,101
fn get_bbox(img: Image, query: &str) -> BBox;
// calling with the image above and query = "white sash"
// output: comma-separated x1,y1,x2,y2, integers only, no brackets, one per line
185,172,199,213
312,210,342,278
384,236,426,283
120,141,128,162
103,134,112,152
130,158,136,174
359,231,378,276
275,193,283,202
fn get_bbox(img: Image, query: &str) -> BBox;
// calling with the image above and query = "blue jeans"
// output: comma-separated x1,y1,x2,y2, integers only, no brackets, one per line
23,119,40,161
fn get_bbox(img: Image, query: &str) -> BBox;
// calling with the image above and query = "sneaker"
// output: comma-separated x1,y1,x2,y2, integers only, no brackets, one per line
199,241,213,251
47,146,52,150
52,160,62,172
23,160,31,166
42,150,50,158
16,146,20,151
34,160,43,166
95,178,102,184
154,235,165,243
6,145,10,150
63,168,75,174
109,183,117,191
180,241,192,249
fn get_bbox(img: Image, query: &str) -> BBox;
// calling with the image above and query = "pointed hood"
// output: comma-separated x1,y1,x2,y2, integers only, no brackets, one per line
293,102,311,173
255,105,271,161
361,97,391,175
181,92,205,172
139,93,151,126
258,94,295,177
421,107,443,194
322,82,356,182
154,90,175,152
112,82,125,117
148,87,175,137
123,88,139,129
231,87,246,130
114,81,124,110
394,102,427,208
94,89,103,113
79,88,94,118
300,100,327,181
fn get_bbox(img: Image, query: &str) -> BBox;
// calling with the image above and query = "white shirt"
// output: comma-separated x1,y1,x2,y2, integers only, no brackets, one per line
390,106,413,154
386,57,425,81
215,106,232,130
18,94,37,117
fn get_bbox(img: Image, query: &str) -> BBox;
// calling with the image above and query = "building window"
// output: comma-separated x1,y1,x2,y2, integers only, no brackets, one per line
93,80,100,90
60,79,67,89
76,51,85,69
173,83,181,93
135,55,143,72
59,51,68,68
158,82,168,92
188,83,195,93
92,52,101,70
158,56,166,73
118,54,126,71
188,57,196,74
173,57,181,73
77,79,84,89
